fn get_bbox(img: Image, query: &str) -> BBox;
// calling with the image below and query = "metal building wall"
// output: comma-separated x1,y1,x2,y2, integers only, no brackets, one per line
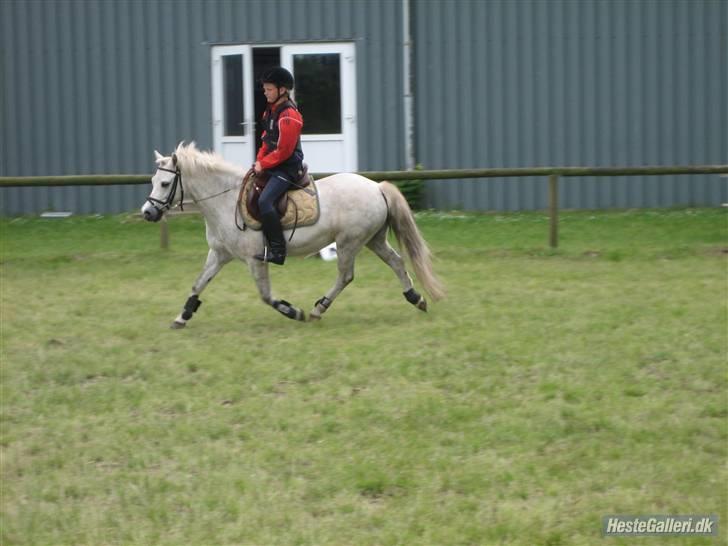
0,0,404,215
414,0,728,210
3,0,727,215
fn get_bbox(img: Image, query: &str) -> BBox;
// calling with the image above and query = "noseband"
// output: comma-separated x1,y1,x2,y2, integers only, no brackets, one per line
146,166,184,213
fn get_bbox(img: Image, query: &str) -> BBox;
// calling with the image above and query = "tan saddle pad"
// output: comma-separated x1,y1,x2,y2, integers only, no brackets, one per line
238,171,320,231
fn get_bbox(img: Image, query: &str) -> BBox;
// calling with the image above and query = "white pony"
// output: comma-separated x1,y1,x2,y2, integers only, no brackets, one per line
141,143,444,327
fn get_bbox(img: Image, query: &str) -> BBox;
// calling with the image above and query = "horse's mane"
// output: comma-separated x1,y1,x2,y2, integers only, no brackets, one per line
172,142,244,178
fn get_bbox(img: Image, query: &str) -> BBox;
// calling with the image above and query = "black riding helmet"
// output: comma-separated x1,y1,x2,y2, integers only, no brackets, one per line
261,67,294,90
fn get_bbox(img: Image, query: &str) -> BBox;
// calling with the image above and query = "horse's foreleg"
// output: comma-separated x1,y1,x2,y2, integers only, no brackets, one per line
248,260,306,321
309,246,356,321
171,248,232,329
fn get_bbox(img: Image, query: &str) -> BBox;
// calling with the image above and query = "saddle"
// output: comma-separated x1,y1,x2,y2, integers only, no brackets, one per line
243,165,312,222
237,166,320,231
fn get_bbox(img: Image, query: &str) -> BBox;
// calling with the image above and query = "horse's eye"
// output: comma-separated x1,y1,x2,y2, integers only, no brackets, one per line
161,182,171,188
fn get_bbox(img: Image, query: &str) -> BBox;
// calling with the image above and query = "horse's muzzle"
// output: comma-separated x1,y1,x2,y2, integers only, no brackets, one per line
141,203,163,222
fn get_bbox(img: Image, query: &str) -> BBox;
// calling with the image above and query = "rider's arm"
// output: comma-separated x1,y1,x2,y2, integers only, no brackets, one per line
258,108,303,170
256,139,269,162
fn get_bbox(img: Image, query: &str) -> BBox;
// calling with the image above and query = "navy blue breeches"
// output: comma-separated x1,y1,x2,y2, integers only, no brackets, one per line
258,172,292,216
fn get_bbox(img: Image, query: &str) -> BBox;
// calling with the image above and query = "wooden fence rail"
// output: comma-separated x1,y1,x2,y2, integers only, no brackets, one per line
2,165,727,248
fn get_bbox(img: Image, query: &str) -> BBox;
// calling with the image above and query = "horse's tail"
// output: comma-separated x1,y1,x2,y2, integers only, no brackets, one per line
379,181,445,301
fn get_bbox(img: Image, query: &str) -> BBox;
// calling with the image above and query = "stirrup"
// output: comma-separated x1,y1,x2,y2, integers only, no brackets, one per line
254,247,286,265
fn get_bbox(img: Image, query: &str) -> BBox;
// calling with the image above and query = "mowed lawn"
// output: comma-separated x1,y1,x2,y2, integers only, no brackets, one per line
1,209,726,546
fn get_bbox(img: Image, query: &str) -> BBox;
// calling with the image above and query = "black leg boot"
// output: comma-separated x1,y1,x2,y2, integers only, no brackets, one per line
254,210,287,265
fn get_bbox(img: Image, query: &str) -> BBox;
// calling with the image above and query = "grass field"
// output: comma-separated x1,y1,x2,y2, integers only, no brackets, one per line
1,208,726,545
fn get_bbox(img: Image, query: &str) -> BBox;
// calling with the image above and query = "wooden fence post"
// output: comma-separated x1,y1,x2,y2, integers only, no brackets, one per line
549,174,559,248
160,216,169,250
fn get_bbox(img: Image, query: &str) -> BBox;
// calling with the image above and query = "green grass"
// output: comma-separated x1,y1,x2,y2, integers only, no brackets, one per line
1,208,726,546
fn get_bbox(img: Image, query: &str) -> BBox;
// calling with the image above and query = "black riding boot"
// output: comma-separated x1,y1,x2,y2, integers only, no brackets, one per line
254,210,287,265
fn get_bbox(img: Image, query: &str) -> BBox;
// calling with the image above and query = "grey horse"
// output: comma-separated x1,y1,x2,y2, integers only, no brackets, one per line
141,143,444,327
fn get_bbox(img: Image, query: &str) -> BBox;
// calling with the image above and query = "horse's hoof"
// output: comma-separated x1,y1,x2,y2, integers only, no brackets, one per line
272,299,306,321
170,321,186,329
308,312,321,322
416,298,428,312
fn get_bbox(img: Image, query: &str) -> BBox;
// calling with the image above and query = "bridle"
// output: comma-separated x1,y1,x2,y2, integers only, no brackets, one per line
146,165,185,213
145,162,241,216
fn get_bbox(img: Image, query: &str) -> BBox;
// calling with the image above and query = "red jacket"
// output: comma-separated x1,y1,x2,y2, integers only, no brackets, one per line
256,100,304,170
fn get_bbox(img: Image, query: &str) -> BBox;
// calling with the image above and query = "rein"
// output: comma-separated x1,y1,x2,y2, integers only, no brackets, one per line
193,186,237,203
235,169,255,231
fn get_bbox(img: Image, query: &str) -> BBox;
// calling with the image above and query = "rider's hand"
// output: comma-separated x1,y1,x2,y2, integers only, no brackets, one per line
254,161,262,174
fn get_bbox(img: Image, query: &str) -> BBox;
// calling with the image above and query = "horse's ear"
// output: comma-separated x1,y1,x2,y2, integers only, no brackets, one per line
154,150,163,162
172,153,178,166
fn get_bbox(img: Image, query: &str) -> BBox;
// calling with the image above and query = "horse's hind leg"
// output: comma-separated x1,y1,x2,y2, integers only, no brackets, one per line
366,226,428,312
172,248,232,329
309,241,357,321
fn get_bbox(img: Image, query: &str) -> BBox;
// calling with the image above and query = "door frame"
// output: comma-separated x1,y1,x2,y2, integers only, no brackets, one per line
211,44,255,165
280,42,358,171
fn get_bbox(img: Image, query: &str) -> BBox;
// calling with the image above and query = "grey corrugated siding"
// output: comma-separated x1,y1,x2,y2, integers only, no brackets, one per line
414,0,728,210
1,0,726,215
0,0,403,215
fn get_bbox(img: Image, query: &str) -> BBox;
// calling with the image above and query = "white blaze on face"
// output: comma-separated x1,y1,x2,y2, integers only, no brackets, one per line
141,150,176,221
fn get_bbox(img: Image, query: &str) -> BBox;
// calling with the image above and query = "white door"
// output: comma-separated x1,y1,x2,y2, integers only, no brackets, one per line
281,43,358,173
211,45,256,166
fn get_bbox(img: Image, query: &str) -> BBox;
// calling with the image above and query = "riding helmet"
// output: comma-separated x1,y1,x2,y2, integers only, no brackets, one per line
261,67,295,90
